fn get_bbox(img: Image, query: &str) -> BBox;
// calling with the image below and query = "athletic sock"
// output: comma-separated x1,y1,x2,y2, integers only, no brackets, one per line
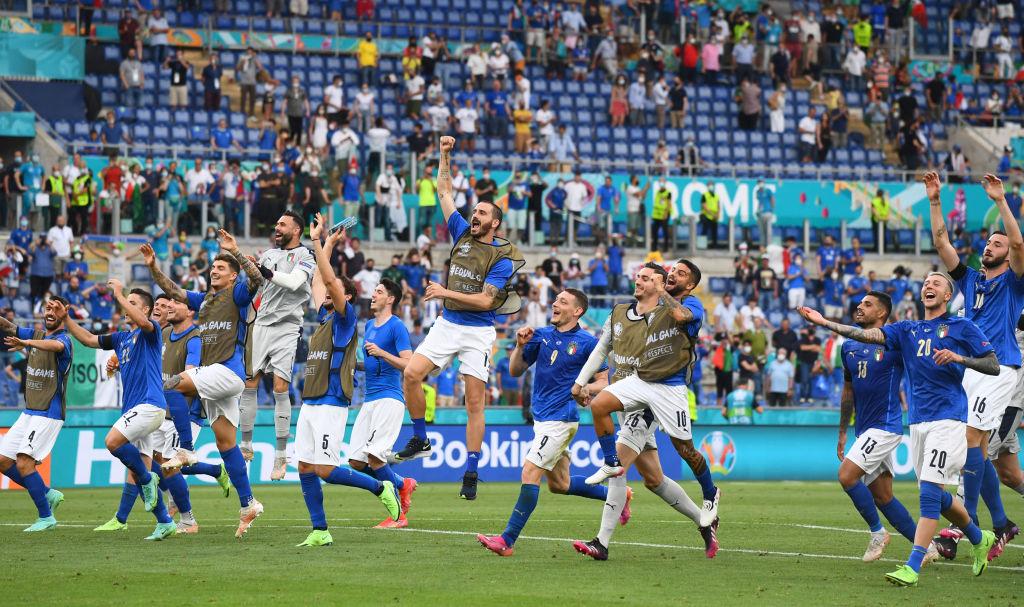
300,472,327,529
112,443,152,484
2,465,25,485
597,434,620,467
500,483,540,546
273,391,291,457
220,447,254,507
844,482,883,533
181,462,223,478
151,489,173,524
151,461,168,491
597,475,627,546
567,476,608,500
693,464,718,502
906,544,928,573
162,472,192,516
239,387,258,447
21,471,51,518
325,466,383,494
963,521,983,545
370,465,405,491
116,483,139,523
179,510,196,526
411,417,427,440
981,459,1008,529
466,451,481,474
878,497,918,543
166,392,194,451
650,478,701,524
962,446,984,526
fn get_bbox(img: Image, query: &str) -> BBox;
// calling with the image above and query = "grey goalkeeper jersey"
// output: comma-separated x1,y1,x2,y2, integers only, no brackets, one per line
255,245,316,326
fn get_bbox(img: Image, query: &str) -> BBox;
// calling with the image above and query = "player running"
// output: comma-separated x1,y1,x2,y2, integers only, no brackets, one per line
0,299,71,532
64,282,178,541
799,271,998,587
572,261,717,560
294,219,401,547
476,288,617,556
926,171,1023,560
236,210,316,480
394,135,525,500
143,233,265,538
836,290,936,563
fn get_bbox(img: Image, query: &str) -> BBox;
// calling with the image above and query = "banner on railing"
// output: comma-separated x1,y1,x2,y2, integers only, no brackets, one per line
0,111,35,137
0,33,84,80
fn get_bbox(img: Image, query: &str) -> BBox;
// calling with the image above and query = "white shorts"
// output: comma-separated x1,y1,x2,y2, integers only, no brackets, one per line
910,419,968,486
525,420,578,471
506,208,527,230
347,398,405,463
251,323,301,382
989,405,1023,458
186,364,245,427
845,428,902,485
996,3,1014,19
526,29,545,47
604,375,691,441
113,404,166,457
154,419,204,457
415,315,496,383
294,404,349,467
787,287,806,310
824,304,843,319
0,413,64,462
616,409,659,455
963,366,1017,431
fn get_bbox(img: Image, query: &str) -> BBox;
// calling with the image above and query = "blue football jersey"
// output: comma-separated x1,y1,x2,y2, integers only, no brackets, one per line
881,315,993,424
362,316,411,403
101,323,167,413
522,325,607,423
841,339,904,435
954,265,1024,367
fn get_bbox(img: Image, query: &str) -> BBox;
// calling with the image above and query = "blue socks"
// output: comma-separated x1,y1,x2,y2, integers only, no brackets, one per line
220,447,254,507
906,545,928,572
324,466,383,495
981,458,1008,529
844,482,883,533
962,446,984,526
21,471,51,518
300,472,327,529
567,476,609,500
466,452,481,474
597,434,620,466
116,483,139,523
162,472,192,515
2,464,25,485
151,488,173,524
963,521,984,545
166,392,194,451
181,462,222,478
501,483,540,547
878,497,918,542
370,465,405,491
694,465,718,502
112,443,152,485
412,417,427,439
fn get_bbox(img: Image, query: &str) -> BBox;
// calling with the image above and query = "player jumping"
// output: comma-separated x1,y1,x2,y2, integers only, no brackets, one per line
394,135,525,500
927,171,1022,560
799,271,998,587
0,300,71,532
476,288,617,556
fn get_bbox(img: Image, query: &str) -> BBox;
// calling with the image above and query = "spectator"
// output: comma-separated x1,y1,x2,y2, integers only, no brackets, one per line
511,101,533,153
487,43,511,81
474,167,497,204
357,32,379,86
736,77,762,131
668,76,688,128
829,96,849,148
570,42,591,82
870,189,891,252
700,181,720,249
282,76,310,144
119,48,145,108
563,172,592,241
739,294,765,331
677,34,700,83
797,106,817,162
785,254,807,309
322,75,346,126
733,34,756,83
770,45,791,87
925,75,947,123
533,98,555,149
330,121,360,178
649,75,669,130
723,379,762,424
842,236,864,281
454,98,479,152
609,75,629,127
651,140,670,171
164,49,191,109
713,292,740,334
592,31,618,80
117,9,142,59
737,339,761,397
46,214,74,262
845,264,869,318
235,47,261,116
27,234,56,300
796,326,821,404
374,163,404,241
870,50,892,99
817,234,840,277
513,71,531,109
771,317,799,354
210,118,241,152
365,118,391,184
754,178,774,244
465,45,488,89
766,83,786,133
483,78,510,136
815,111,832,162
184,158,214,234
650,176,673,252
100,112,132,151
712,337,735,407
822,269,844,320
734,244,756,298
754,255,778,312
547,124,578,172
506,172,528,243
425,97,452,140
843,44,867,91
544,179,567,246
627,75,648,126
201,52,223,111
864,95,889,148
701,37,722,84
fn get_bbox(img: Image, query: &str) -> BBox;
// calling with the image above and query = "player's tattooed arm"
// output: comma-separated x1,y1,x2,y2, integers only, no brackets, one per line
140,243,186,302
933,348,1000,376
0,316,17,335
229,249,266,291
798,306,885,344
658,293,695,323
922,171,960,271
436,135,456,221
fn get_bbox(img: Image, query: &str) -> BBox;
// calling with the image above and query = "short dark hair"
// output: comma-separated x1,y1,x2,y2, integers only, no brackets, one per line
339,275,357,302
155,293,172,303
129,288,154,314
643,261,669,282
992,230,1007,238
281,209,305,231
866,290,893,318
214,253,241,274
477,200,503,226
564,288,589,314
676,258,702,289
380,278,403,312
49,295,70,307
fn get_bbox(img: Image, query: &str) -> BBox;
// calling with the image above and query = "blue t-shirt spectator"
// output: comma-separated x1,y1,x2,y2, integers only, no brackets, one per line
588,257,609,288
401,263,427,295
485,90,509,115
596,184,618,212
211,127,234,149
9,227,32,251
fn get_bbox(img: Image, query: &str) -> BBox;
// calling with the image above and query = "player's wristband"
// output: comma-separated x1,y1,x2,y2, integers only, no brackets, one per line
257,265,274,280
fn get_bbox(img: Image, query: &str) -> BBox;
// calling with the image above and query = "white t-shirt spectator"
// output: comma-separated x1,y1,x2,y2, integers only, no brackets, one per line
324,83,344,113
652,81,670,107
426,103,451,132
713,300,740,332
452,171,470,210
843,47,866,77
530,274,554,307
798,115,817,145
488,52,510,78
416,233,432,251
148,16,169,46
626,184,643,213
535,106,554,138
455,106,479,134
46,225,74,258
185,167,215,196
405,75,425,101
563,180,589,213
366,127,391,153
355,89,375,113
331,127,360,159
739,303,765,331
467,52,487,78
353,267,381,299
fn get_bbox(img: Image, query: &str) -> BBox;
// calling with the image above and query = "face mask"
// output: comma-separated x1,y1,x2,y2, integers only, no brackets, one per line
742,346,752,354
111,248,121,257
145,162,153,169
20,220,28,228
831,272,839,280
73,253,83,261
904,293,913,301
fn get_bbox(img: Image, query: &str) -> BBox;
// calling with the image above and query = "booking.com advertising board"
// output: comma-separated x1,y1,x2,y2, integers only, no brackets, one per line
1,423,930,490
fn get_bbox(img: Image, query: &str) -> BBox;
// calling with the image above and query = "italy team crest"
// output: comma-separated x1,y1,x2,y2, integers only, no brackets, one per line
566,342,578,356
937,324,948,338
873,348,884,362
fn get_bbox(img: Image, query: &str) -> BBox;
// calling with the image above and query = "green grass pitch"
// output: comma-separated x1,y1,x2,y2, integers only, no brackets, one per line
1,481,1020,606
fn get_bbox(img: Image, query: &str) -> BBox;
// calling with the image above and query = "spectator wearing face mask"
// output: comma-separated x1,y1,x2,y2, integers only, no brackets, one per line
65,246,89,278
765,348,794,407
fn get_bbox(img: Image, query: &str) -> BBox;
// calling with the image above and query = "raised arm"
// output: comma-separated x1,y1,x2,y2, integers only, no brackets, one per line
4,335,66,353
436,135,456,221
0,316,17,336
140,243,186,302
63,314,101,349
219,229,265,291
982,174,1024,276
653,275,695,323
797,306,885,344
923,171,960,271
310,214,348,315
110,278,155,332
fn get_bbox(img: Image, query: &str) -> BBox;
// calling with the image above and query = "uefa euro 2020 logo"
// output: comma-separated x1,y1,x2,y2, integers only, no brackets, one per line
699,431,736,476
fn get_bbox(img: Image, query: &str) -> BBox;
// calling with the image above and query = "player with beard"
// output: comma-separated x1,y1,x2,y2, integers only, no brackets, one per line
925,172,1023,560
393,136,525,500
571,262,716,561
215,210,317,481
